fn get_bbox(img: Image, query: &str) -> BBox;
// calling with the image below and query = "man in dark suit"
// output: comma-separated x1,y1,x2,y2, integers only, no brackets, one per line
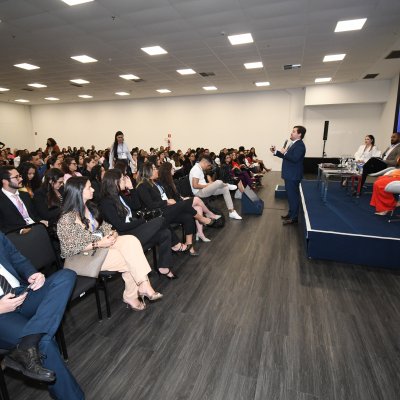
360,132,400,190
271,125,307,225
0,232,84,399
0,165,46,233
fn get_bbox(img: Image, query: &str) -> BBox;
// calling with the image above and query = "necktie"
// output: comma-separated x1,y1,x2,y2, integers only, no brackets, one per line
13,194,29,220
0,274,13,296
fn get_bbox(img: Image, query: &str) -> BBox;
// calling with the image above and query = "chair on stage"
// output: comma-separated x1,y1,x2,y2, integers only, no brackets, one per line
384,181,400,223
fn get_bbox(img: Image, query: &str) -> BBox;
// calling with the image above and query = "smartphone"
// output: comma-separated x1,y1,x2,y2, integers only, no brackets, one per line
16,283,33,297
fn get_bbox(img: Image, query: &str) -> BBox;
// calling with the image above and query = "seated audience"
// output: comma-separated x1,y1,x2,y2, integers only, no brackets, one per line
18,162,41,198
137,162,210,255
354,135,381,163
89,164,105,204
100,169,178,279
46,154,63,171
81,155,97,178
370,161,400,215
189,156,242,220
247,147,271,173
158,162,221,242
57,176,162,310
0,233,84,400
62,157,82,183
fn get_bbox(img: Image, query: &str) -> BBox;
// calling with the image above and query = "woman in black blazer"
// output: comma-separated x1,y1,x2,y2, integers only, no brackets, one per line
99,169,178,279
136,162,213,256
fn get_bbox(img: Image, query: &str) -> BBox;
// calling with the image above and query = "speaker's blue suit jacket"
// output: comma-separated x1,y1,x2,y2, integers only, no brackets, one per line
275,140,306,181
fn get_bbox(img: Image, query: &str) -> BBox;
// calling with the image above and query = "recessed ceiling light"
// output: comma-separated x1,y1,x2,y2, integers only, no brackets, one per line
71,55,98,63
78,94,93,98
28,83,47,88
177,69,196,75
70,79,90,84
255,81,270,87
244,62,263,69
323,54,346,62
315,77,332,83
335,18,367,32
115,92,130,96
14,63,40,70
119,74,140,80
202,86,217,91
45,97,60,101
228,33,253,45
15,99,30,103
61,0,94,6
141,46,168,55
0,87,10,92
156,89,171,94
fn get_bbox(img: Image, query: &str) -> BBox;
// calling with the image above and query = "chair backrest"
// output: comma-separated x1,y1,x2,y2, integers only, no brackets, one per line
384,181,400,194
6,223,59,273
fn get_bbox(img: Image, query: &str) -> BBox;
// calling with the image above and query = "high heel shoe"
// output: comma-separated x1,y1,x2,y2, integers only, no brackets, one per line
123,299,146,311
187,243,199,256
157,268,178,280
171,243,188,254
196,233,211,242
201,218,215,226
138,291,163,304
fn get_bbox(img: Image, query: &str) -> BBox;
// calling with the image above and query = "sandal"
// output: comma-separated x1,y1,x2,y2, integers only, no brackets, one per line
172,243,188,253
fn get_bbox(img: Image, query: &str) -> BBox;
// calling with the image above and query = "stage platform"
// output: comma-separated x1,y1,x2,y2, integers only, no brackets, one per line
300,180,400,269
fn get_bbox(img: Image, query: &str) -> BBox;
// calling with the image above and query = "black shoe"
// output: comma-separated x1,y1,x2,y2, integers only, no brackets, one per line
187,244,199,257
157,268,178,280
281,214,290,220
282,219,298,225
4,345,56,383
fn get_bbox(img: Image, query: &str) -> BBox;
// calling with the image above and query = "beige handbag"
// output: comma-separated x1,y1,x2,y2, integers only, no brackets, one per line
63,248,109,278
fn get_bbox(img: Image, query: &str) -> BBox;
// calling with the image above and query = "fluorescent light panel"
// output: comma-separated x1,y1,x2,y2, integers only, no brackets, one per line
141,46,167,55
0,87,10,92
28,83,47,88
315,77,332,83
71,55,98,63
244,61,263,69
255,81,270,87
335,18,367,32
115,92,129,96
70,79,90,84
228,33,253,45
61,0,94,6
177,69,196,75
78,94,93,98
156,89,171,93
15,99,29,103
119,74,140,80
14,63,40,70
45,97,60,101
202,86,217,91
323,54,346,62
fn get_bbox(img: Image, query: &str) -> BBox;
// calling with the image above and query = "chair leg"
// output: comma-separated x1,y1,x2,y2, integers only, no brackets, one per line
55,324,68,361
94,285,103,321
0,362,10,400
152,246,158,270
100,276,112,319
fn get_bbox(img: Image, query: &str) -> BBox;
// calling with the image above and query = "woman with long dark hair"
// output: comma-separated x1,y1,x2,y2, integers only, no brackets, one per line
354,135,381,163
18,162,41,197
57,176,162,311
108,131,134,170
100,169,178,279
62,157,82,183
44,137,60,156
158,162,220,242
137,162,213,255
90,164,105,204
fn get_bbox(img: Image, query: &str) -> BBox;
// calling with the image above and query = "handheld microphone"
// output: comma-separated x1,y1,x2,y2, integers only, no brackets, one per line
283,139,288,148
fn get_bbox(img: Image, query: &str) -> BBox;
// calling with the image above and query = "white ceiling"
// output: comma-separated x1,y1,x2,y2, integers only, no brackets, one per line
0,0,399,105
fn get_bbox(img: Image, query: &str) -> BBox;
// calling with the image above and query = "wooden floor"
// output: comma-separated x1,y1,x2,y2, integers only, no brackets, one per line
5,173,400,400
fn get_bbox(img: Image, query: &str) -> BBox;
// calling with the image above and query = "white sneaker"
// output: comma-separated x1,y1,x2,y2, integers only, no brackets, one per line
229,210,242,220
227,183,237,191
234,190,242,199
213,215,222,220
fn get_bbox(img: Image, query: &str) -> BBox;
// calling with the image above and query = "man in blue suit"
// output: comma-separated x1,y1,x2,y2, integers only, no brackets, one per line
0,232,84,399
271,125,306,225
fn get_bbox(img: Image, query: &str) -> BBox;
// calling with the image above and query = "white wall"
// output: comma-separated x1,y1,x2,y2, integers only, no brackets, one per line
380,75,399,137
0,102,33,150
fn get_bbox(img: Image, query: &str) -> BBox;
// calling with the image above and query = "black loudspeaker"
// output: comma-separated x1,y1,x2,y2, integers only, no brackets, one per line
323,121,329,140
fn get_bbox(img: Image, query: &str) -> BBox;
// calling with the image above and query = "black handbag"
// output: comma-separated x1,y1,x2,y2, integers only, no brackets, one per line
135,208,163,221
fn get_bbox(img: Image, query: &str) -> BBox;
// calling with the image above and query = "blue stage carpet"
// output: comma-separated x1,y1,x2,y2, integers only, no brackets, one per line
300,180,400,269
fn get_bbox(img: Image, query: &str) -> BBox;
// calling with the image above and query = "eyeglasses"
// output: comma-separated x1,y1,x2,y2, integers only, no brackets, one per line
9,174,22,180
70,162,77,165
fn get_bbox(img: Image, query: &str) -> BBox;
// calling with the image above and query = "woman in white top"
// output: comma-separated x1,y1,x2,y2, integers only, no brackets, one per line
354,135,381,163
109,131,134,170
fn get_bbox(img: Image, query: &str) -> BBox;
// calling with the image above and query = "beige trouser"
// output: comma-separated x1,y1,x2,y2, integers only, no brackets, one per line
195,180,233,210
101,235,151,301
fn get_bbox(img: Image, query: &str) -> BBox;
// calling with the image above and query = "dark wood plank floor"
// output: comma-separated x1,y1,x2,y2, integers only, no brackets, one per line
5,173,400,400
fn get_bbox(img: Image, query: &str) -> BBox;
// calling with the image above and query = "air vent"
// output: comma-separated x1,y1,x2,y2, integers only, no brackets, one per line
363,73,379,79
70,83,83,88
22,88,34,91
385,50,400,59
199,72,215,77
131,78,144,83
283,64,301,70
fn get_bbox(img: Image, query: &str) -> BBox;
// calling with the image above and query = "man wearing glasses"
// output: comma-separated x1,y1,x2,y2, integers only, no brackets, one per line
0,166,46,233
